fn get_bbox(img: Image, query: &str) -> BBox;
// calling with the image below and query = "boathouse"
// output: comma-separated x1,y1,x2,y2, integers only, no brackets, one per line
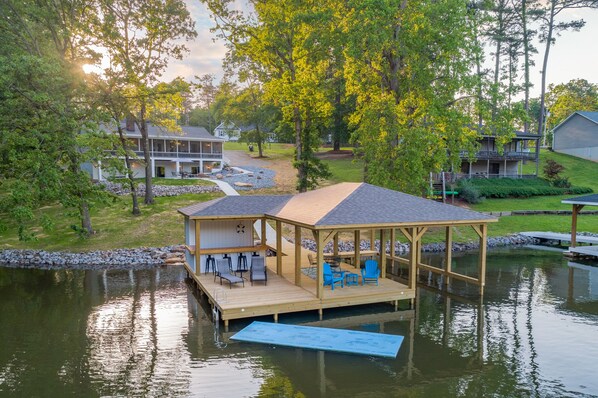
178,183,497,327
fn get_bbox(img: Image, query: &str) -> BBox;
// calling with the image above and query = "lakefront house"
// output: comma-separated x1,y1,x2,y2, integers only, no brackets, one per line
89,119,224,181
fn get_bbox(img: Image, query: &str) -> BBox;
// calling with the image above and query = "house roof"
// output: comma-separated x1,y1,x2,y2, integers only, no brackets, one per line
178,183,497,228
562,194,598,206
103,121,224,141
552,111,598,132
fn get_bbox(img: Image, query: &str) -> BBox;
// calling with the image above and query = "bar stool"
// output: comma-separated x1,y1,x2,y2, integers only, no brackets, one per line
205,255,215,274
236,252,248,275
223,254,233,272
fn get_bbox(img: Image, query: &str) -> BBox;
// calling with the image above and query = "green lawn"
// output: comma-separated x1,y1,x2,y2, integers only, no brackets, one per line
472,150,598,212
0,191,224,251
321,158,364,183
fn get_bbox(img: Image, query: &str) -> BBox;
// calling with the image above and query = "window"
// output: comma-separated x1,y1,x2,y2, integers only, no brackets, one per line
190,142,201,153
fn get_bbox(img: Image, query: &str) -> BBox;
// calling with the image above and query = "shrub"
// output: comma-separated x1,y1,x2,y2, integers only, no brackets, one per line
543,159,565,181
462,177,592,199
552,177,571,188
458,180,484,204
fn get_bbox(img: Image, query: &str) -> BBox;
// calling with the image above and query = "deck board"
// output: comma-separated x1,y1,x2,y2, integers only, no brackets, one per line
185,248,414,324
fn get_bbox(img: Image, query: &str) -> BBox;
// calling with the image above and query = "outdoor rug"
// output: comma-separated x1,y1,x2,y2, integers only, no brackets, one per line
301,267,317,280
231,321,404,358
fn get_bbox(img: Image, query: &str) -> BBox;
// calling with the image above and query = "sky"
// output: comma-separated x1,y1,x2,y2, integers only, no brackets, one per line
161,3,598,98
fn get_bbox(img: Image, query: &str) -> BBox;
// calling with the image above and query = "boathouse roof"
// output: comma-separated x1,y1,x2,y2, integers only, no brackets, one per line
178,183,496,228
562,194,598,206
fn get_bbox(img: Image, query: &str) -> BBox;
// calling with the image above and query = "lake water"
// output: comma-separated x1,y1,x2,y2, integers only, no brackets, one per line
1,247,597,397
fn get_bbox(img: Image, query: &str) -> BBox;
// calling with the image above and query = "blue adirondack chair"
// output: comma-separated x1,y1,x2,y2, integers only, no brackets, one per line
323,262,344,290
361,259,380,285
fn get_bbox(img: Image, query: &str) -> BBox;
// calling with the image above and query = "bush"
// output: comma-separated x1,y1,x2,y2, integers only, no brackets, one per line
462,177,592,199
543,159,565,181
552,177,571,188
458,180,484,204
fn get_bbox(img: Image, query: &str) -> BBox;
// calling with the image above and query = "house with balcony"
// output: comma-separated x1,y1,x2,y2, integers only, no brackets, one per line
459,131,540,178
91,120,224,180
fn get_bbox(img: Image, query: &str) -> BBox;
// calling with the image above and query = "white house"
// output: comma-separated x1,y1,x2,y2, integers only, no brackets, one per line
213,122,241,142
552,111,598,162
91,120,224,180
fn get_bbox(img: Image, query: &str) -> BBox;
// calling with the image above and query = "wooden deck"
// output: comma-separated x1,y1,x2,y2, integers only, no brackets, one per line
521,231,598,245
184,252,415,327
567,245,598,258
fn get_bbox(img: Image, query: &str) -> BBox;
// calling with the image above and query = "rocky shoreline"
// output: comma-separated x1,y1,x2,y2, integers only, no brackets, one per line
0,246,185,270
0,234,540,271
99,181,221,197
300,233,539,255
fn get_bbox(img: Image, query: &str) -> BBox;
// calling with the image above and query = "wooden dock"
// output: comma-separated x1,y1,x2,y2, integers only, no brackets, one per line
567,246,598,259
521,231,598,245
184,254,415,328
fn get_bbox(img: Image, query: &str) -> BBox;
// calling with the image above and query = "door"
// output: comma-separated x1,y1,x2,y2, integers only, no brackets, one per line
156,166,165,178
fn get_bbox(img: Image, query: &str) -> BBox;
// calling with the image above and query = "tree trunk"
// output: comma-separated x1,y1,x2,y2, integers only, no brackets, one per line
117,126,141,215
333,91,341,151
294,106,307,192
537,3,555,176
79,198,93,236
522,0,531,132
256,125,264,157
138,103,154,205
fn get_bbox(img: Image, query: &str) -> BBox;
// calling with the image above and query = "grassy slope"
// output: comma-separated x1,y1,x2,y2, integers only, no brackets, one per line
2,147,596,250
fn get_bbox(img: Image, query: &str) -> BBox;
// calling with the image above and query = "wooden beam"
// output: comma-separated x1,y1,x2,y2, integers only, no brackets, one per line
322,230,336,247
390,229,396,258
471,224,483,238
445,226,452,286
276,220,282,275
370,229,375,251
198,245,268,255
380,229,387,278
415,226,428,242
408,228,417,290
399,227,413,242
571,204,584,248
354,230,361,269
333,232,339,256
261,217,267,247
417,262,480,285
194,220,201,275
295,225,302,286
478,224,487,293
316,230,324,299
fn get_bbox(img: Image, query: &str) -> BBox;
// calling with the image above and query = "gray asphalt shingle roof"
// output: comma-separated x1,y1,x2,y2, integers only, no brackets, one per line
562,194,598,205
178,183,495,226
577,111,598,124
178,195,292,217
102,121,223,141
315,183,495,226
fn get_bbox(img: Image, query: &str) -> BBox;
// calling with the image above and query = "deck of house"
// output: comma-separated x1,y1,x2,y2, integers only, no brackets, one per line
184,253,414,327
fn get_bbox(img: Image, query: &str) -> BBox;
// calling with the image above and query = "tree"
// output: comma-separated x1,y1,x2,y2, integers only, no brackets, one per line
204,0,332,192
0,0,106,238
341,0,497,194
536,0,598,141
92,0,197,205
546,79,598,127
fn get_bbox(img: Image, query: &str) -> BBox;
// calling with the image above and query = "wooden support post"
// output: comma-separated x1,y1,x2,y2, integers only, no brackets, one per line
477,224,487,294
295,225,302,286
390,228,396,274
273,313,278,323
408,228,418,290
380,229,387,278
194,220,201,275
316,230,324,299
276,220,282,275
333,232,339,256
261,217,267,247
370,229,375,251
318,308,323,320
354,230,361,269
444,226,452,285
571,204,584,248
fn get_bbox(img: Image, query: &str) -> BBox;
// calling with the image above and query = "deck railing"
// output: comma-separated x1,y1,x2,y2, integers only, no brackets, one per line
108,150,223,160
459,150,537,161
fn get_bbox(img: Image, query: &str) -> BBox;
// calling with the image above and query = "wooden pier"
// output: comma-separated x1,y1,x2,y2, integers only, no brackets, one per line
521,231,598,245
185,254,414,328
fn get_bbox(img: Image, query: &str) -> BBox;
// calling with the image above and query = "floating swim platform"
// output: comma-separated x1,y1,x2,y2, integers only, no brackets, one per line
230,321,404,358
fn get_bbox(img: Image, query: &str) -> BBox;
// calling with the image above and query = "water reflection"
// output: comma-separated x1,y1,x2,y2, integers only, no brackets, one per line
1,248,598,397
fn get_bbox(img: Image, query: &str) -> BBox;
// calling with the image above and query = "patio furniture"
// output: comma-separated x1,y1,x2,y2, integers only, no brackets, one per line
323,262,344,290
307,253,317,266
236,252,248,276
205,254,216,274
250,256,267,286
345,272,359,286
361,259,380,286
214,259,244,288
